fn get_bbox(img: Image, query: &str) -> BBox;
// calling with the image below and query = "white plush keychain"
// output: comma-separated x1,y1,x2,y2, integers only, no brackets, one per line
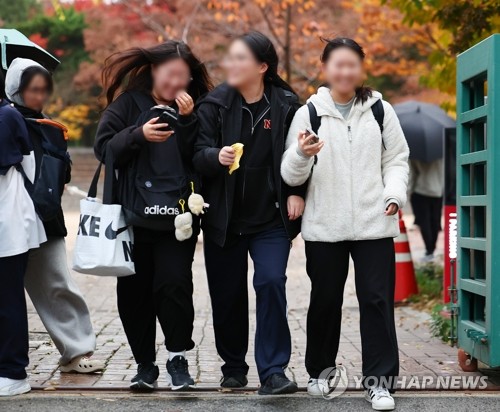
187,181,209,216
174,199,193,241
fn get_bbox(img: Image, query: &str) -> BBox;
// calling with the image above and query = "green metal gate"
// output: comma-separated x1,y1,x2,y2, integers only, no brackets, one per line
456,34,500,367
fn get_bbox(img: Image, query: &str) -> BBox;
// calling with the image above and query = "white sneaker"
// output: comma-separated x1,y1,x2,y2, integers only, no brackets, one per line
307,378,330,396
365,386,395,410
59,356,105,373
420,253,435,263
0,377,31,396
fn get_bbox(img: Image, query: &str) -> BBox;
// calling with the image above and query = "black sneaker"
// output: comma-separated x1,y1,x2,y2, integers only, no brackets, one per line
220,374,248,388
166,356,195,390
258,373,298,395
130,362,159,392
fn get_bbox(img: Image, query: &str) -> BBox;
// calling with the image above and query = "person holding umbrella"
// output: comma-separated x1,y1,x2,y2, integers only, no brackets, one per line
409,158,444,262
5,58,105,374
394,101,455,262
0,70,46,396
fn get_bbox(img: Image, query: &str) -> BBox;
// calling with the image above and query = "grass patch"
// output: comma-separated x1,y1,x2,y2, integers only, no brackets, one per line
407,263,443,311
430,304,452,344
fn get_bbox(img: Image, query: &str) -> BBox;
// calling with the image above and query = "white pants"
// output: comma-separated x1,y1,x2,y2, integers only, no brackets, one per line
25,237,96,365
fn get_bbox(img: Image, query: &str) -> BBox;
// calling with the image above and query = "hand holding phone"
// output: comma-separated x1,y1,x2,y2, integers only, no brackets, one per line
298,129,324,157
143,117,174,143
305,127,320,145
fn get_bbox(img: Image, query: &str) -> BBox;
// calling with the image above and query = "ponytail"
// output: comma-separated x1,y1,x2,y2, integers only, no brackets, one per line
355,85,374,104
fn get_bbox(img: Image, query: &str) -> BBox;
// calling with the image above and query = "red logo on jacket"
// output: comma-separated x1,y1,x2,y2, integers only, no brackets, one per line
263,119,271,130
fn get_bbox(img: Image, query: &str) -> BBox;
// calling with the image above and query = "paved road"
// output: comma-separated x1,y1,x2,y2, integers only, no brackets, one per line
24,194,488,392
1,392,500,412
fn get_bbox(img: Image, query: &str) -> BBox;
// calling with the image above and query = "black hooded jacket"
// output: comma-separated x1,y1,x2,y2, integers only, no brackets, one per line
190,83,306,247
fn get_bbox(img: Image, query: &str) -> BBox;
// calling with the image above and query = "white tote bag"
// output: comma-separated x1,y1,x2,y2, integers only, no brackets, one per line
72,158,135,277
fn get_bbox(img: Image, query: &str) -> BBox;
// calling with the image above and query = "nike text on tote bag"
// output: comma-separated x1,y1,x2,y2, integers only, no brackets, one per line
72,199,134,276
72,155,135,277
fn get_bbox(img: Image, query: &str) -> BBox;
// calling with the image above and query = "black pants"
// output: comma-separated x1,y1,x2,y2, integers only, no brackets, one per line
204,226,291,383
305,238,399,389
0,252,29,380
411,192,442,255
117,228,196,364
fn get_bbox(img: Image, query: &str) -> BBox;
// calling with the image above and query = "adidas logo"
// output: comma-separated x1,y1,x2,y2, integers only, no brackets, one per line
144,205,180,216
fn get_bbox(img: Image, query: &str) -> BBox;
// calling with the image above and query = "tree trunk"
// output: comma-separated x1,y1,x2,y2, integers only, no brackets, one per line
284,4,292,83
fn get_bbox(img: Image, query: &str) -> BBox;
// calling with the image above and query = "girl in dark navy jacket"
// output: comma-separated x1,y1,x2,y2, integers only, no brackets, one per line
0,70,46,397
192,32,306,395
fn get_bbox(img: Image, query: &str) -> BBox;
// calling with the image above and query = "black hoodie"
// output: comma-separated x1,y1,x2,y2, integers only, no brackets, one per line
189,83,306,247
94,90,200,233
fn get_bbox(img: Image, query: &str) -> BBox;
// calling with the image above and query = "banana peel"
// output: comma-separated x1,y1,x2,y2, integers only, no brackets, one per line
229,143,244,175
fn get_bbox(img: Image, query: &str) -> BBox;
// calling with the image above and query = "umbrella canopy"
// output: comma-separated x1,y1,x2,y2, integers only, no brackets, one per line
0,29,60,72
394,100,455,162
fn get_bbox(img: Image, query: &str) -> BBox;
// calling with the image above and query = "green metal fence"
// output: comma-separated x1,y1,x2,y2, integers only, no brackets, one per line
456,34,500,367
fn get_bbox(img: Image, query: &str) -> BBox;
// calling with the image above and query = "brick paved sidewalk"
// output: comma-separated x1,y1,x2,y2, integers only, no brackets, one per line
25,196,484,391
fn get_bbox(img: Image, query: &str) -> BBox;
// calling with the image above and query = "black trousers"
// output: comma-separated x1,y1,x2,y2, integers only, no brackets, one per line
204,226,292,383
411,192,442,255
117,228,196,364
0,252,29,380
305,238,399,389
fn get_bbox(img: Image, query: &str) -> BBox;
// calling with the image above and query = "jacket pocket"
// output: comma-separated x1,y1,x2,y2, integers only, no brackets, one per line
240,166,277,224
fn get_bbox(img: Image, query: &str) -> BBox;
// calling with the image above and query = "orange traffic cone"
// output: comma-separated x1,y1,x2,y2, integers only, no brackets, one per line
394,211,418,302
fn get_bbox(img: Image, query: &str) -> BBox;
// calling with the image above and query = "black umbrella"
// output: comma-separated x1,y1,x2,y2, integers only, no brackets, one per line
0,29,60,72
394,101,455,162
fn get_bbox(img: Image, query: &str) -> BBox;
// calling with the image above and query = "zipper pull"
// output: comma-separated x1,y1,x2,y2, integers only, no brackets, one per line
348,125,352,142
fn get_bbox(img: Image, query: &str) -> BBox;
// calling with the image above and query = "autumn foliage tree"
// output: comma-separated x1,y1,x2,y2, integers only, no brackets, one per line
3,0,495,144
383,0,500,95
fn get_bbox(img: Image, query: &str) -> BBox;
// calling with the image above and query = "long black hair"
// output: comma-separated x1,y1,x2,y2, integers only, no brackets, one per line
320,37,373,104
15,66,54,97
234,31,295,94
102,40,213,106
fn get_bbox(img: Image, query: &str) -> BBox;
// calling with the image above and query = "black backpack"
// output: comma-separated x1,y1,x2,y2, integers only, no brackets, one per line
114,91,200,231
307,99,386,165
17,120,70,221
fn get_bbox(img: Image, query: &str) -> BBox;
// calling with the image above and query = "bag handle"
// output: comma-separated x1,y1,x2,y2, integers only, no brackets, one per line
88,147,116,205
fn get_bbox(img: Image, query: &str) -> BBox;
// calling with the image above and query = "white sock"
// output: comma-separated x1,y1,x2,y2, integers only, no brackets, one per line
168,351,186,361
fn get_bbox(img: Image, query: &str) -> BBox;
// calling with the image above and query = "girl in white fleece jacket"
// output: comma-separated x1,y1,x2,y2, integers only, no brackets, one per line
281,38,409,410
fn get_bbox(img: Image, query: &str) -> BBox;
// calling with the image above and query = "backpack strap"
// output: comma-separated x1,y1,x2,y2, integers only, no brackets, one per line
307,102,321,135
15,163,34,196
307,102,320,165
371,100,386,150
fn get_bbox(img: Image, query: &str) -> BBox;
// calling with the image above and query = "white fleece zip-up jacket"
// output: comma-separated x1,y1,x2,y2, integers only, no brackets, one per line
281,87,409,243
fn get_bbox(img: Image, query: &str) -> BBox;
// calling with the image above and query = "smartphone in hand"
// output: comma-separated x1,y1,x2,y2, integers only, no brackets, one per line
152,105,178,132
305,127,320,144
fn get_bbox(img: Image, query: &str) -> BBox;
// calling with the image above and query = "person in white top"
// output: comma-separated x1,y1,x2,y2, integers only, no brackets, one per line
0,71,46,397
5,58,104,375
281,37,409,411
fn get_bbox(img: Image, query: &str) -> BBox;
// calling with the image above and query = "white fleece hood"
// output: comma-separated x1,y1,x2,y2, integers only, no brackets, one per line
281,87,410,243
5,57,48,106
